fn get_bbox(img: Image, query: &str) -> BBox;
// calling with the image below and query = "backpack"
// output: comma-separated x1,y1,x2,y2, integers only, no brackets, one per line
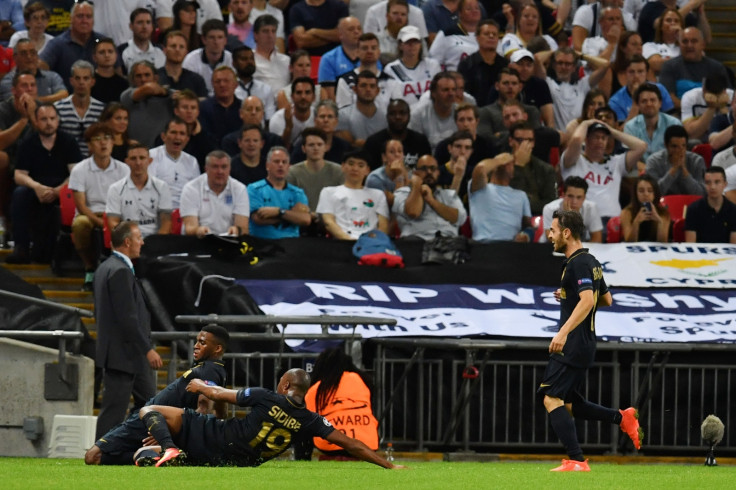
352,229,404,268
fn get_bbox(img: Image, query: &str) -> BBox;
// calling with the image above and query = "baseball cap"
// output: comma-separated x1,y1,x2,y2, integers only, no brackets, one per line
398,26,421,43
587,122,611,136
510,49,534,64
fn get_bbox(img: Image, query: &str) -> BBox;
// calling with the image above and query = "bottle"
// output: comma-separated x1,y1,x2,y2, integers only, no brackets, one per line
385,442,394,462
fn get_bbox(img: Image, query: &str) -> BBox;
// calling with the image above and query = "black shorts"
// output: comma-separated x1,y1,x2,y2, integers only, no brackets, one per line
537,357,586,404
95,413,147,465
177,408,229,466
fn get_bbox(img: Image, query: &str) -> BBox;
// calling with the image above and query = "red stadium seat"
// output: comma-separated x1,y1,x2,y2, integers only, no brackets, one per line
310,56,321,84
548,146,560,168
460,216,472,238
532,215,545,242
692,143,713,168
606,216,621,243
102,212,111,250
660,194,701,221
59,183,75,228
171,209,183,235
671,218,687,242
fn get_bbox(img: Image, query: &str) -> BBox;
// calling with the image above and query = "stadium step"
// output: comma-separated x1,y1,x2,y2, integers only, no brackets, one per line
705,4,736,68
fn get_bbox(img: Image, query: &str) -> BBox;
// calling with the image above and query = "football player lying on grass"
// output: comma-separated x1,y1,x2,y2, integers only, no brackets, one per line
136,368,407,469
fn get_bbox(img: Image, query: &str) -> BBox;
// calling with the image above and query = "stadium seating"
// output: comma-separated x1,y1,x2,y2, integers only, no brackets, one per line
692,143,713,168
532,215,545,242
671,218,687,242
660,194,701,221
171,209,183,235
606,216,621,243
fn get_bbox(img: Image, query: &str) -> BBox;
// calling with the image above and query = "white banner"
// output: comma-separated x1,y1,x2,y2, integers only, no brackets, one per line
239,280,736,343
585,242,736,289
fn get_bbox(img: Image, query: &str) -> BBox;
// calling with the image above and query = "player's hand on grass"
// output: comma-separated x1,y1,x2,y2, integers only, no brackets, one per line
391,464,409,469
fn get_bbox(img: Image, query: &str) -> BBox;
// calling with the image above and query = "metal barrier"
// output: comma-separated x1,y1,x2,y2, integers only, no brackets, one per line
6,300,733,455
0,289,92,383
371,338,736,455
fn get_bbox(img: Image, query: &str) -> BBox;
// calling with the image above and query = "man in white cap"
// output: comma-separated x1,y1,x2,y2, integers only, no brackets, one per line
561,119,646,223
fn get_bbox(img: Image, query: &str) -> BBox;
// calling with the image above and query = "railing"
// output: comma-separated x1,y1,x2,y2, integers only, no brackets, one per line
371,338,736,455
4,299,735,455
0,289,92,382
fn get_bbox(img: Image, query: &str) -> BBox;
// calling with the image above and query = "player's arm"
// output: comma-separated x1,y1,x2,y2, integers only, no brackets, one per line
597,290,612,307
186,378,239,404
549,289,595,354
323,429,405,469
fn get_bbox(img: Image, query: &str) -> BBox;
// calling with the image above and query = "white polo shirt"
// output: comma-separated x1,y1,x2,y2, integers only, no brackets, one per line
148,145,201,209
182,48,234,96
254,49,290,93
235,78,276,120
546,75,591,131
68,157,130,215
120,39,166,74
106,175,173,237
268,108,315,146
179,173,250,235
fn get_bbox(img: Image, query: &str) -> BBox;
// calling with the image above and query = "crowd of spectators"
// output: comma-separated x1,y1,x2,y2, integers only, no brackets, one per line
2,0,736,288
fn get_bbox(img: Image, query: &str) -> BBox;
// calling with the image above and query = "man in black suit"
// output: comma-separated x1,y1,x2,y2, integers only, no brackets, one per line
94,221,162,439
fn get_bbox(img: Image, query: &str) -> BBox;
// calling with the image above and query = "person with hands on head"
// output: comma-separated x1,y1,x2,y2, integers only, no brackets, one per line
248,146,312,239
138,368,407,468
541,209,642,472
620,173,671,242
469,152,532,242
536,47,611,131
561,118,647,222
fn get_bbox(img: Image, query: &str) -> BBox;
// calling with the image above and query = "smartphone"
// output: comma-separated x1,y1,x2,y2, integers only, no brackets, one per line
643,202,652,212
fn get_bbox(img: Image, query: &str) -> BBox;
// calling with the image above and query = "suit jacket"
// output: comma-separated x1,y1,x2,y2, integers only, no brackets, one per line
94,253,153,374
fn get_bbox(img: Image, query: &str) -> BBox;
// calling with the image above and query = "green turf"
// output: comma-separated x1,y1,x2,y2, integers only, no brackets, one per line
1,458,734,490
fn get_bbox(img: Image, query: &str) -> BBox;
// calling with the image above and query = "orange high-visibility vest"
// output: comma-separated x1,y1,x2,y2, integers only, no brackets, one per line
305,371,379,452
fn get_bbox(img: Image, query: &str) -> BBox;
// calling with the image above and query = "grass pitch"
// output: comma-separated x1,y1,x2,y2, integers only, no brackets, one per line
1,458,734,490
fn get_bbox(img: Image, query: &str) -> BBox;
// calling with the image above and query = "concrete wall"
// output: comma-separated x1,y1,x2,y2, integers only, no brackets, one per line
0,338,94,457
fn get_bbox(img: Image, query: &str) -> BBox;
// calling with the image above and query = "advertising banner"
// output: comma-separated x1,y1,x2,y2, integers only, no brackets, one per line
239,280,736,343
